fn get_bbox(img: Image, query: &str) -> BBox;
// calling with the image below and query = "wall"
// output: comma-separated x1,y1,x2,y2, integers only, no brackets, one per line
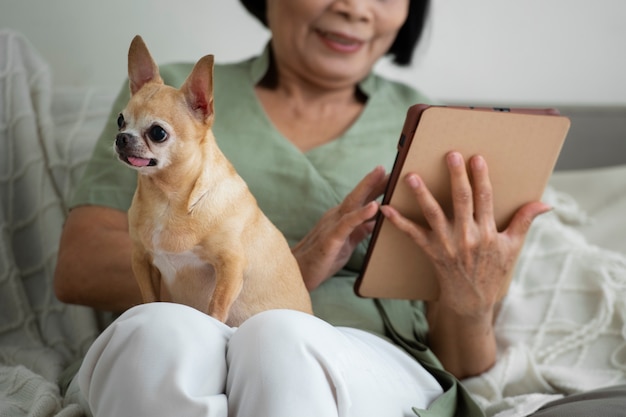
1,0,625,106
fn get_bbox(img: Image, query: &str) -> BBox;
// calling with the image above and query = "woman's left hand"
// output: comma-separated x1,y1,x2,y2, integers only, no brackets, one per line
292,166,388,291
380,151,551,378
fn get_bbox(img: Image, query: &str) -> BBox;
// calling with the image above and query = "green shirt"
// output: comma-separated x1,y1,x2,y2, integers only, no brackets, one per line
72,46,484,417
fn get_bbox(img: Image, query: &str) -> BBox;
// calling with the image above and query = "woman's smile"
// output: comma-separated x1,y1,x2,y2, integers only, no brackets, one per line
315,29,364,53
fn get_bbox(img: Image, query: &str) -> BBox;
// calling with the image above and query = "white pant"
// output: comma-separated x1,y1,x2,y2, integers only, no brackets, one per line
77,303,442,417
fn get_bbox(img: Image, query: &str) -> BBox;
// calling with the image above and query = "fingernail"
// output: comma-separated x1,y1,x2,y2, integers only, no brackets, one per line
472,155,485,169
406,174,420,188
379,205,393,217
448,152,463,166
372,165,386,176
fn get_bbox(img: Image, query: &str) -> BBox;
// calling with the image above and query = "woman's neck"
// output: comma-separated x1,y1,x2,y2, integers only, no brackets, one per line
255,55,368,152
255,81,365,152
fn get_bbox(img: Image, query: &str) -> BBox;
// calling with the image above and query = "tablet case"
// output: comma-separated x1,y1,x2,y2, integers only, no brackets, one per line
355,104,571,300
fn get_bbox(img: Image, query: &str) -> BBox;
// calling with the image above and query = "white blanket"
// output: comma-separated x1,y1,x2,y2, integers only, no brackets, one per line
0,29,112,416
1,28,625,417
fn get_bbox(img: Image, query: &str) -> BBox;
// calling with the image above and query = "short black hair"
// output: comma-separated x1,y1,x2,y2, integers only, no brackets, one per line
239,0,431,66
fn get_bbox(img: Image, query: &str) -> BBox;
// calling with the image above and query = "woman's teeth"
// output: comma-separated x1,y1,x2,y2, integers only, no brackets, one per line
320,30,359,45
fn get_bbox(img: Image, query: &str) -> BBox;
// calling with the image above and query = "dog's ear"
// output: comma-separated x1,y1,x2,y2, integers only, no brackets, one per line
128,35,163,95
181,55,214,122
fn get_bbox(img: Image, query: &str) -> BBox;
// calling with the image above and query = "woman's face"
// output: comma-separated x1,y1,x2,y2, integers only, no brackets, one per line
266,0,410,89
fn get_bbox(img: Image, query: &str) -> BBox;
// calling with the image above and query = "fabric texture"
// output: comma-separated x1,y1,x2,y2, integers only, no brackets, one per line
0,29,113,417
532,384,626,417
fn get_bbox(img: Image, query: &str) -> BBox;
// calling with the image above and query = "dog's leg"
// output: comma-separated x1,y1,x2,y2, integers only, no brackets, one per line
132,247,159,303
207,252,246,323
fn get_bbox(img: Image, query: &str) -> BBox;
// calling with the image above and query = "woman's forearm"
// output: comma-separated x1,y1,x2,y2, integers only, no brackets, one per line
54,206,142,312
426,302,497,380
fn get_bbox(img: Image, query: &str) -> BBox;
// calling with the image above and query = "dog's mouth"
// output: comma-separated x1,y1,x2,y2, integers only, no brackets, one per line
120,154,157,168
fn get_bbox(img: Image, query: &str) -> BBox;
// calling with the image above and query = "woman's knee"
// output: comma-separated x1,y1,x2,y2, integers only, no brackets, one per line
108,302,232,347
78,303,233,416
79,303,233,389
226,310,344,416
229,309,332,354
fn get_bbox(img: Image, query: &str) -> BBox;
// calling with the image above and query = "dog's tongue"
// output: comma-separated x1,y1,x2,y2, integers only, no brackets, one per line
128,156,151,167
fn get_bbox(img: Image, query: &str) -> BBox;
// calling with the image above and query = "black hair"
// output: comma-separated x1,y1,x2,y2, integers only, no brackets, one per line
239,0,431,67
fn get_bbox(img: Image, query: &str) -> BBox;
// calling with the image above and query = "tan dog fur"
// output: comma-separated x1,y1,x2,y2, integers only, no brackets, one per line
115,36,312,326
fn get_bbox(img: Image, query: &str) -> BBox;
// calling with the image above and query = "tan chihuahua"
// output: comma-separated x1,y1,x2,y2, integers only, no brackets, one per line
115,35,312,326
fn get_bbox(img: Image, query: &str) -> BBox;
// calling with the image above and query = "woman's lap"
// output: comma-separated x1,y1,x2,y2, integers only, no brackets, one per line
77,303,441,417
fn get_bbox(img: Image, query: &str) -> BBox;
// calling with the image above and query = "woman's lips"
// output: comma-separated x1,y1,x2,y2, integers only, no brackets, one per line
316,29,364,53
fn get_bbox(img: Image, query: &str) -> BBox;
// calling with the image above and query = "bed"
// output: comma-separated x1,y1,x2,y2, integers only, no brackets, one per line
1,29,625,417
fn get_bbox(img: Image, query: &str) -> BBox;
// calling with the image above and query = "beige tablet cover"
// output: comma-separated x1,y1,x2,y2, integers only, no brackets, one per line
355,105,571,300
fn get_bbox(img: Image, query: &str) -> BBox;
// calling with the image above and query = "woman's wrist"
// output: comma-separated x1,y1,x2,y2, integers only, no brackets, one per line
426,302,497,379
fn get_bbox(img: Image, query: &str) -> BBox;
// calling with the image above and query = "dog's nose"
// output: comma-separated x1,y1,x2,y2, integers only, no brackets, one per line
115,133,132,149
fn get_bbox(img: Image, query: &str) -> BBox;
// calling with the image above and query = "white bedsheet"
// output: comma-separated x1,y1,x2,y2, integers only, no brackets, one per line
549,164,626,256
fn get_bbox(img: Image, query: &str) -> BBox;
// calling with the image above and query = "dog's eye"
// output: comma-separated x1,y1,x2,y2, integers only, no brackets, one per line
117,114,125,129
148,125,168,143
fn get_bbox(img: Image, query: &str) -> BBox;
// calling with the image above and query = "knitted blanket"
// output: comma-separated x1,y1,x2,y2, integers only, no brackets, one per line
0,29,112,416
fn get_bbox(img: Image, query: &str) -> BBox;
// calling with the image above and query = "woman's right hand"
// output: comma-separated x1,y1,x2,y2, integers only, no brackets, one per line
379,152,551,377
292,166,388,291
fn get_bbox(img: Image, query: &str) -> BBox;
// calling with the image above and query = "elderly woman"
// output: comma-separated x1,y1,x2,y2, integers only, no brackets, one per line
56,1,618,416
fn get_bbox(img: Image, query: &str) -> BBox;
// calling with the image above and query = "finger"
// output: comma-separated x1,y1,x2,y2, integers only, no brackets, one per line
363,166,388,201
379,205,428,247
469,155,496,228
505,201,552,242
404,174,448,232
336,201,380,239
348,218,377,246
447,151,474,224
341,166,387,212
367,171,390,201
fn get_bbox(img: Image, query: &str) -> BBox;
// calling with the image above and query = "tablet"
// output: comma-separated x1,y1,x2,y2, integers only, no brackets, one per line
355,104,571,301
